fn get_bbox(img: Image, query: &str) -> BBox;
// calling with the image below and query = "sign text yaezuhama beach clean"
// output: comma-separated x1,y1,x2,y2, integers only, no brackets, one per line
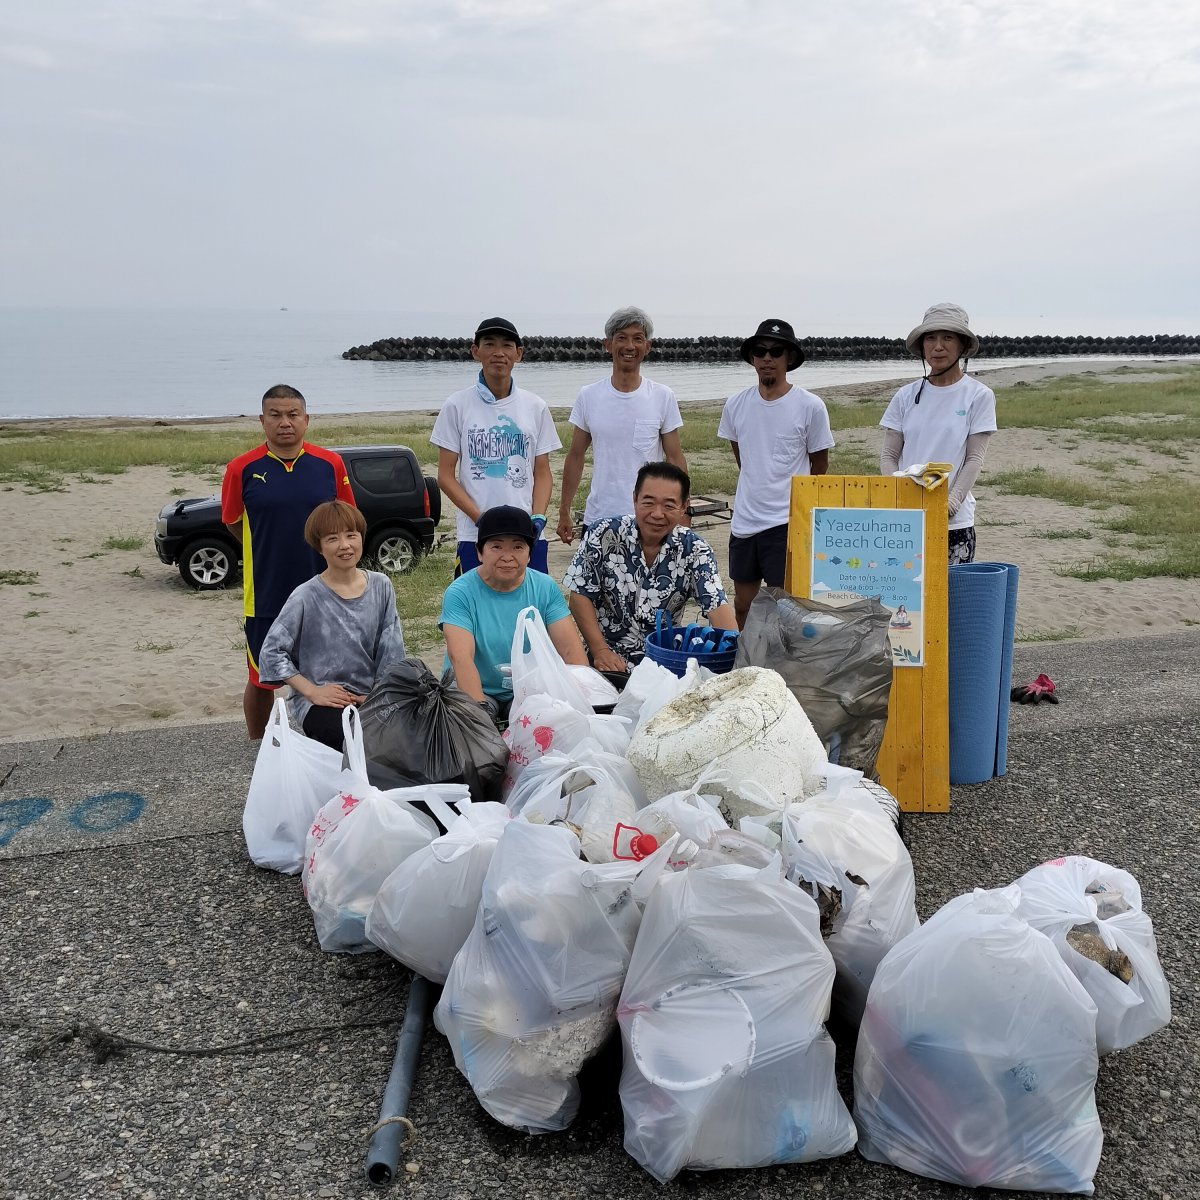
810,507,926,667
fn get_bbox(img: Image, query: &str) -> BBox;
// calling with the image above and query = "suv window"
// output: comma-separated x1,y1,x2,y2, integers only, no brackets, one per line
350,455,417,496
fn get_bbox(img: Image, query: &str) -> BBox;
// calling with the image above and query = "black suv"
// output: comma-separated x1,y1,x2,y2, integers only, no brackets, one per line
155,445,441,589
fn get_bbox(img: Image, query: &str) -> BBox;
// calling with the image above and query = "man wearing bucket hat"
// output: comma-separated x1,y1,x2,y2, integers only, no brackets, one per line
431,317,561,578
879,303,997,564
439,505,587,719
718,319,835,627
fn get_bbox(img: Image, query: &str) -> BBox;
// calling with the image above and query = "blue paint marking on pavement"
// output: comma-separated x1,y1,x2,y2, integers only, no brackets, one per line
67,791,146,834
0,797,55,848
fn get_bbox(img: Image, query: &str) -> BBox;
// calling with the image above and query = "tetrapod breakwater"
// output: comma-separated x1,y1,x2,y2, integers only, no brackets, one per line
343,332,1200,364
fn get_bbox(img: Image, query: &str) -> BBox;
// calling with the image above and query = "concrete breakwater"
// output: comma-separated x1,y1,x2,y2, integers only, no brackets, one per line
343,332,1200,363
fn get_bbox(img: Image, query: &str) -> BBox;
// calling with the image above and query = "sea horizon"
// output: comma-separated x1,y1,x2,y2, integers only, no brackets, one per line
3,307,1198,422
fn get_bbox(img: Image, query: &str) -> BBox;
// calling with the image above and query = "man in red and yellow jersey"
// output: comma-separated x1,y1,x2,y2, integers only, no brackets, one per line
222,384,355,738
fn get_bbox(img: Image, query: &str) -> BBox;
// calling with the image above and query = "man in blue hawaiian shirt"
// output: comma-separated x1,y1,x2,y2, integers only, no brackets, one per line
563,462,737,674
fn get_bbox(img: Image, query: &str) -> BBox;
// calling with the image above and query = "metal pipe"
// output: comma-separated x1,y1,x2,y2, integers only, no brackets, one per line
364,974,434,1188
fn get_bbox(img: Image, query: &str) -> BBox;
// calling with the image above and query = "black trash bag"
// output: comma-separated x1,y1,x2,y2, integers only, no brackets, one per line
735,587,893,775
357,658,508,802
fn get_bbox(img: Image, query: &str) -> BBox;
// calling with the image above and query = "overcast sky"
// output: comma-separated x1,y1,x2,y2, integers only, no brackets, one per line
2,1,1198,333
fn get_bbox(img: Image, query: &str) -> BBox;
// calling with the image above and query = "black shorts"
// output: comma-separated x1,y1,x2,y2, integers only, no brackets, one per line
728,523,789,586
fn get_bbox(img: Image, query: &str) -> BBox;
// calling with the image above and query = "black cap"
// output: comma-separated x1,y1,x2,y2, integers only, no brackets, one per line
473,316,522,345
475,505,536,550
739,318,805,369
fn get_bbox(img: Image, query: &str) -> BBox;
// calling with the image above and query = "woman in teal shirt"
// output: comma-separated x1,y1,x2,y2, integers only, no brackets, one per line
440,506,587,719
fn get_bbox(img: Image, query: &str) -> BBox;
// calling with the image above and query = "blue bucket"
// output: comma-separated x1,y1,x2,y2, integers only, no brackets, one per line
643,612,739,678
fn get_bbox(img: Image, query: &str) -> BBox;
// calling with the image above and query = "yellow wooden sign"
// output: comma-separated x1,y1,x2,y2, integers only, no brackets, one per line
785,475,949,813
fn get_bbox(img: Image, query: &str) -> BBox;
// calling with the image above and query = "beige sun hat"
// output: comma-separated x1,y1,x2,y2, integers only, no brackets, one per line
905,302,980,358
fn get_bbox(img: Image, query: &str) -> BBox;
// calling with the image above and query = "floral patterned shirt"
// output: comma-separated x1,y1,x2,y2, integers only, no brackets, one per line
562,515,729,660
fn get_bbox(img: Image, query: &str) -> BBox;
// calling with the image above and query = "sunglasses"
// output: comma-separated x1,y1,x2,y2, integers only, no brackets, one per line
751,344,788,359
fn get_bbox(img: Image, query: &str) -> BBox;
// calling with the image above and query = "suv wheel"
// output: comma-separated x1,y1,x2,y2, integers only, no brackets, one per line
179,537,237,590
369,528,421,574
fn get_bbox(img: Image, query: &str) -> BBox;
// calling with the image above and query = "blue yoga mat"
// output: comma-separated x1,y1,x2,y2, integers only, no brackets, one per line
981,561,1021,777
948,563,1013,785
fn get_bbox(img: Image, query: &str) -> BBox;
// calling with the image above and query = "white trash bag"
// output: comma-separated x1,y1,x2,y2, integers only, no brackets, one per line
435,819,673,1133
1014,855,1171,1054
365,795,512,983
611,656,712,735
618,854,857,1181
243,696,351,874
503,744,649,865
633,765,731,849
509,605,617,714
302,709,461,953
502,692,630,795
502,693,591,793
854,885,1103,1194
742,765,919,1024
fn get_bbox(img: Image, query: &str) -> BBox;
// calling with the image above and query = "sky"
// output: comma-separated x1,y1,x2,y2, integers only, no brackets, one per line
2,1,1198,334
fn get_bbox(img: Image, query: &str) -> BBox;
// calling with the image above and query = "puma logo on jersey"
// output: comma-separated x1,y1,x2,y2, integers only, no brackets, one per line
252,472,268,483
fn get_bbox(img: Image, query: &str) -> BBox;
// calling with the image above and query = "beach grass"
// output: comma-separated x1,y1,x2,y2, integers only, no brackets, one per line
992,365,1200,446
382,544,457,654
5,366,1198,585
989,467,1200,580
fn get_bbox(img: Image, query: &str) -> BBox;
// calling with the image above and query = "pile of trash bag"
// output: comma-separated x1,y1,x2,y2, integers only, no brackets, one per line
237,613,1173,1191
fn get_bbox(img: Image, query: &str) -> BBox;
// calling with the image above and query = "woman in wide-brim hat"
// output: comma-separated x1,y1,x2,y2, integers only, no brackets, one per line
878,303,998,565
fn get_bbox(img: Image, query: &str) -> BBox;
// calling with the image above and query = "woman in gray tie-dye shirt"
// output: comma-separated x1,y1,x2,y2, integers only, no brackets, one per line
259,500,407,750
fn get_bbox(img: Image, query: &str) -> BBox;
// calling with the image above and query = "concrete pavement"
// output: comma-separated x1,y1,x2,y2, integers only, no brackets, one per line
2,631,1197,1200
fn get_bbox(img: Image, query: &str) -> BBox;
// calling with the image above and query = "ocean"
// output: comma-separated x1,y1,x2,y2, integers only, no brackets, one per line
2,308,1194,421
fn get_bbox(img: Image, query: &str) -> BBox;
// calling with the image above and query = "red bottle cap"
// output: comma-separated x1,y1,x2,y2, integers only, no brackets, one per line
631,832,658,859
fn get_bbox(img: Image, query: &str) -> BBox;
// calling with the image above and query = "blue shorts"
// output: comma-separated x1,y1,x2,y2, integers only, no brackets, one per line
728,523,789,587
454,539,549,577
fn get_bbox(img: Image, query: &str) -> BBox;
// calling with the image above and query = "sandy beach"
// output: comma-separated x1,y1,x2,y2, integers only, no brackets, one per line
3,359,1197,745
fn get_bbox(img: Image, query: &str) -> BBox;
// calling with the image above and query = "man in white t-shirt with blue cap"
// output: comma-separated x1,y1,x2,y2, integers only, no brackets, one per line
431,317,561,577
718,318,835,627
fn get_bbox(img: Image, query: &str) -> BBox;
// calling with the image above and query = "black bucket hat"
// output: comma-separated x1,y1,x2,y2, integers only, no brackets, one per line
739,319,805,370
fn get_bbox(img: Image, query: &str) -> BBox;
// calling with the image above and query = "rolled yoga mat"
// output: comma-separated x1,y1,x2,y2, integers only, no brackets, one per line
948,563,1014,785
980,562,1020,777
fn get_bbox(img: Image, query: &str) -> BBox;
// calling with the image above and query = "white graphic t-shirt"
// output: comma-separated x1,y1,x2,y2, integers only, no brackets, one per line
568,377,683,525
431,382,562,541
